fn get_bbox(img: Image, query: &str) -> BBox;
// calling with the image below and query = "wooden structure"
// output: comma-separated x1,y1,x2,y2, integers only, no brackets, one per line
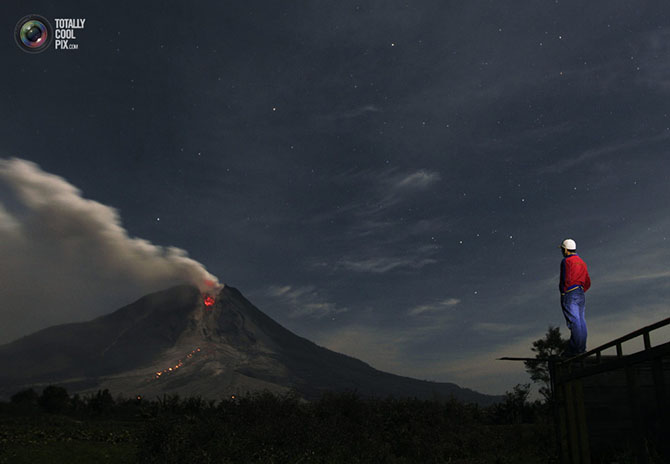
551,317,670,463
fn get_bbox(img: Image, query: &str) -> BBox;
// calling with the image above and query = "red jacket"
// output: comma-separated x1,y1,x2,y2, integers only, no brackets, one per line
560,254,591,294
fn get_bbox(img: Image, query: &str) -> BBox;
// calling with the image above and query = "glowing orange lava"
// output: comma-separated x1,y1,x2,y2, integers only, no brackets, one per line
154,348,202,379
203,296,215,307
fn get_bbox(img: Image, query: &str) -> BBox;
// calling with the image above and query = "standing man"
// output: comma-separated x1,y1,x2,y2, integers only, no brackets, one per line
559,239,591,357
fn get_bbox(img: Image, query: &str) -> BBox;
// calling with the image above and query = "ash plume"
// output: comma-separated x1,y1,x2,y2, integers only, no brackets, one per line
0,158,222,343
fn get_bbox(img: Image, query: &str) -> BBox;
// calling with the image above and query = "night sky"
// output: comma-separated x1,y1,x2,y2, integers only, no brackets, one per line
2,1,670,395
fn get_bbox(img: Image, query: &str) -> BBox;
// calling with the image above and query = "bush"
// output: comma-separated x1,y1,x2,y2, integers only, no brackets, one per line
87,389,115,415
11,388,39,406
38,385,70,414
135,390,556,463
1,387,557,463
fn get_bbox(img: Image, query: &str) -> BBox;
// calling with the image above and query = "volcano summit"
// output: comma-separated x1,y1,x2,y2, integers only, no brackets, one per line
0,285,498,405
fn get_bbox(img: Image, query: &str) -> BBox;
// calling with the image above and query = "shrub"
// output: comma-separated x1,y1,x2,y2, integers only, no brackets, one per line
11,388,39,406
38,385,70,414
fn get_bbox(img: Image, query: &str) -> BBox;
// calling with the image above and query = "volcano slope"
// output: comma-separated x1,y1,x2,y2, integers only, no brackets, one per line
0,285,499,405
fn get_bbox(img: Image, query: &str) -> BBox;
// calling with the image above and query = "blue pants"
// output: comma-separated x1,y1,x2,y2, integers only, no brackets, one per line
561,289,587,354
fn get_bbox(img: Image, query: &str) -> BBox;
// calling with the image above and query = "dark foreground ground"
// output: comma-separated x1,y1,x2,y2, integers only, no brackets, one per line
0,387,556,463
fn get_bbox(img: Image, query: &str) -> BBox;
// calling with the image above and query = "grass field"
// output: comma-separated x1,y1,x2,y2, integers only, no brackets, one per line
0,415,138,464
0,389,557,463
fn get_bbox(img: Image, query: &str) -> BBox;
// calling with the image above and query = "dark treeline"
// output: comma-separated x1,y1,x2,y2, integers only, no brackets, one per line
0,384,557,463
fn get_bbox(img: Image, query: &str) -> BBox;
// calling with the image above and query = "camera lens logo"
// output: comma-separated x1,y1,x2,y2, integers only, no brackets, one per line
14,15,53,53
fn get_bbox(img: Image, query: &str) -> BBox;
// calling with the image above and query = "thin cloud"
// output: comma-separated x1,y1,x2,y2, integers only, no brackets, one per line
304,168,445,275
393,170,441,190
598,268,670,286
303,168,444,231
336,245,440,274
637,27,670,93
472,322,526,333
537,132,670,175
302,170,446,274
267,285,348,319
408,298,461,316
337,256,438,274
333,104,382,119
316,104,382,122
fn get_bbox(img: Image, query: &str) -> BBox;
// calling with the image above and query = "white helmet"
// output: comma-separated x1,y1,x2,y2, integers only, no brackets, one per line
560,238,577,251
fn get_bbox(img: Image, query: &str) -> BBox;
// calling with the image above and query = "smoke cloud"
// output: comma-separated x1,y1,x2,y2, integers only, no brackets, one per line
0,158,222,344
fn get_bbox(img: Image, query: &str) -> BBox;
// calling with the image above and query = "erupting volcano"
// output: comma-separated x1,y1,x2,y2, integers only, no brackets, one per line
0,284,499,405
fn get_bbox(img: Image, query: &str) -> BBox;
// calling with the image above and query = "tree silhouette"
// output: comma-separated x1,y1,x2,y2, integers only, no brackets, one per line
524,326,568,402
11,388,38,405
10,388,39,412
38,385,70,413
89,389,115,415
491,383,532,424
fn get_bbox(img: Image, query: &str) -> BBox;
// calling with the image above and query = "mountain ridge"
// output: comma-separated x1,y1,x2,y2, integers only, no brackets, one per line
0,284,500,405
